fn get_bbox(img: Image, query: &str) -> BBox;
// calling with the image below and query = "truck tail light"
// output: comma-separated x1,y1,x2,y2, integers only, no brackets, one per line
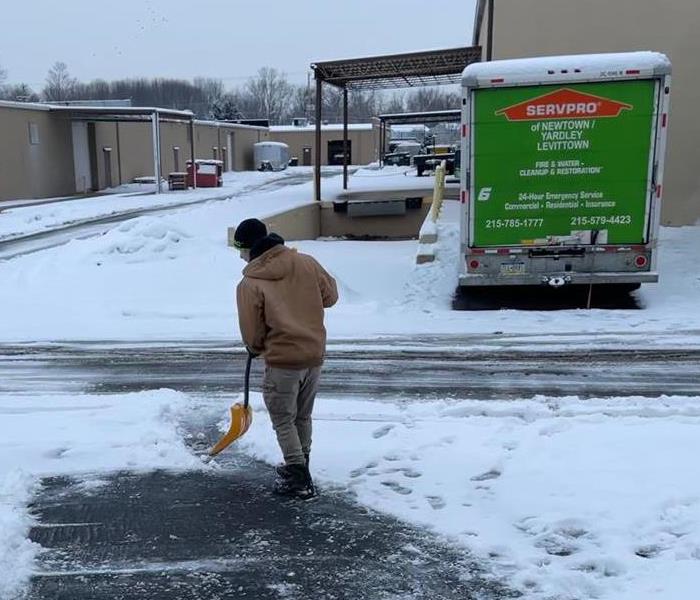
469,259,480,270
635,255,648,268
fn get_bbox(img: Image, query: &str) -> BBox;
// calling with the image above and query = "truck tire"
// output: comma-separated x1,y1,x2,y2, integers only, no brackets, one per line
452,286,497,310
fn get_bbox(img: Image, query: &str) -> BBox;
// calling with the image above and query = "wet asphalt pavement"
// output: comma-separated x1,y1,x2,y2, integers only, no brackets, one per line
28,456,515,600
4,341,700,401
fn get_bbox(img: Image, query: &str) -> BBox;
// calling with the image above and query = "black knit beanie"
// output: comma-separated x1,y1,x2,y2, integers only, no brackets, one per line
233,218,267,249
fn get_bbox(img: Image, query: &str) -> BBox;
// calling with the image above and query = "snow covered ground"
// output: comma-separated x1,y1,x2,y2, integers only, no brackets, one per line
1,168,699,599
0,168,320,242
240,392,700,600
0,169,699,347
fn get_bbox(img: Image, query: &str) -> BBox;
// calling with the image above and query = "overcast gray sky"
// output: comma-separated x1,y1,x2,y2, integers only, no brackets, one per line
1,0,476,89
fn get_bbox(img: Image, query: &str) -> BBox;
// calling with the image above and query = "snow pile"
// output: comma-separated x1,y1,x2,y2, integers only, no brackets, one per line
0,471,37,600
87,217,192,264
404,201,462,310
238,392,700,600
289,238,416,312
0,389,200,598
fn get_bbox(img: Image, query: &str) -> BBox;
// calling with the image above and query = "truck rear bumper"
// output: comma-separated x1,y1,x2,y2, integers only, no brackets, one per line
459,271,659,287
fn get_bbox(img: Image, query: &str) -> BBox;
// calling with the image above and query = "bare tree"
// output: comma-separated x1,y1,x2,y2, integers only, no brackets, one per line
211,93,244,121
320,86,343,122
289,85,314,120
0,62,6,98
382,92,406,114
406,87,460,113
245,67,293,124
3,83,40,102
43,61,78,101
193,76,224,115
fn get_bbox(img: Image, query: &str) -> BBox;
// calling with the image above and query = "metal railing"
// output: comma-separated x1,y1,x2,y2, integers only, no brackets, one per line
429,160,447,222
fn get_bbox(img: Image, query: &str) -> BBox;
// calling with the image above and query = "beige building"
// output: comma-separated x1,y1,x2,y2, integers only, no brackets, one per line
0,102,76,201
0,100,269,203
473,0,699,226
269,122,381,167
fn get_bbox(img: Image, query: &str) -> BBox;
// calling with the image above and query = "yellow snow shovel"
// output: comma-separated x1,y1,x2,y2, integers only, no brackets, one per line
209,351,254,456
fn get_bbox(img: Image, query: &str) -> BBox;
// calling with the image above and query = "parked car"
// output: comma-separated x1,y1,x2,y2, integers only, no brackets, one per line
413,145,457,176
383,151,412,167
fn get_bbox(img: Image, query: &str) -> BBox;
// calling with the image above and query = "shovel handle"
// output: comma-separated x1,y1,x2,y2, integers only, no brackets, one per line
243,351,253,409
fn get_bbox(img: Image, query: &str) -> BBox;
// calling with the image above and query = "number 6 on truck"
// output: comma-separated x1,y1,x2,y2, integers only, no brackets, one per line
477,187,493,201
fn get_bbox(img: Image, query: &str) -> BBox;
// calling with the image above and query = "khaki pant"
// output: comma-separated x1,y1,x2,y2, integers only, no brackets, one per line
262,365,322,466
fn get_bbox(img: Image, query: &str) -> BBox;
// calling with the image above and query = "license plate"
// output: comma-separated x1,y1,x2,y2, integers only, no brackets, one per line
500,262,525,275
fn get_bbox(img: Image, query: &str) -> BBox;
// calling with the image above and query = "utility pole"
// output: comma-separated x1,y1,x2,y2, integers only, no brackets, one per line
487,0,495,61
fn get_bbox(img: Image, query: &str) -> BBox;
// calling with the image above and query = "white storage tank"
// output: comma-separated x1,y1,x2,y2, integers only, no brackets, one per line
254,142,290,171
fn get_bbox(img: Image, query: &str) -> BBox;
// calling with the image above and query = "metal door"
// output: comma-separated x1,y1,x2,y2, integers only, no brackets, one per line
103,147,113,188
71,122,91,193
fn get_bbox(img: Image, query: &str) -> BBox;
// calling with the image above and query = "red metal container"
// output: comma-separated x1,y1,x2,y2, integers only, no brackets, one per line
186,160,223,188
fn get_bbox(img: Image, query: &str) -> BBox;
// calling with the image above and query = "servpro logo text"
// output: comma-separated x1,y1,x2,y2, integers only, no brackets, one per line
497,88,633,121
526,102,598,118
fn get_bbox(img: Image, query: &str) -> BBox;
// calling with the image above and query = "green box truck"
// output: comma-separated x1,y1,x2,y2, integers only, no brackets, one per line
459,52,671,289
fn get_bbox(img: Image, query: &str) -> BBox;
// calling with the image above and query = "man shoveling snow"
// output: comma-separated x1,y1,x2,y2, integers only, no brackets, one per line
234,218,338,499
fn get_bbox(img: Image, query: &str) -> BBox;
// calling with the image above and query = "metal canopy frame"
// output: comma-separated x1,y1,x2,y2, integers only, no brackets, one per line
310,46,481,200
378,109,462,125
51,106,196,194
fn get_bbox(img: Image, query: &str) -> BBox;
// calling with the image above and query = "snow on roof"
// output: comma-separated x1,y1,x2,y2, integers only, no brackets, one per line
269,123,375,133
391,124,429,132
253,141,289,148
192,119,268,131
0,100,51,112
463,51,671,86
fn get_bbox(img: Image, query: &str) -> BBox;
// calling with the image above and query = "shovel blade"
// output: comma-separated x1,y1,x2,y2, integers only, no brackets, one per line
209,403,253,456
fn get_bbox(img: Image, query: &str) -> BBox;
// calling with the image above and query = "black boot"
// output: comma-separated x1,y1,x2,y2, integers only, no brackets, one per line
273,464,315,500
275,453,309,477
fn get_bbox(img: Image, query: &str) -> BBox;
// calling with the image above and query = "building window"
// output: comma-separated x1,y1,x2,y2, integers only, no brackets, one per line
28,122,40,145
173,146,180,172
212,146,218,160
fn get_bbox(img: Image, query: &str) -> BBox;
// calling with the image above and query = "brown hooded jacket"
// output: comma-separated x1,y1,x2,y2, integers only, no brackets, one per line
236,244,338,368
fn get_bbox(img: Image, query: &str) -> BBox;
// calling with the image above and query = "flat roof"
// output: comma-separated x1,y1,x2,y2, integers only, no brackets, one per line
379,109,461,125
51,105,194,121
463,51,672,87
0,100,51,112
311,46,481,90
270,123,375,132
